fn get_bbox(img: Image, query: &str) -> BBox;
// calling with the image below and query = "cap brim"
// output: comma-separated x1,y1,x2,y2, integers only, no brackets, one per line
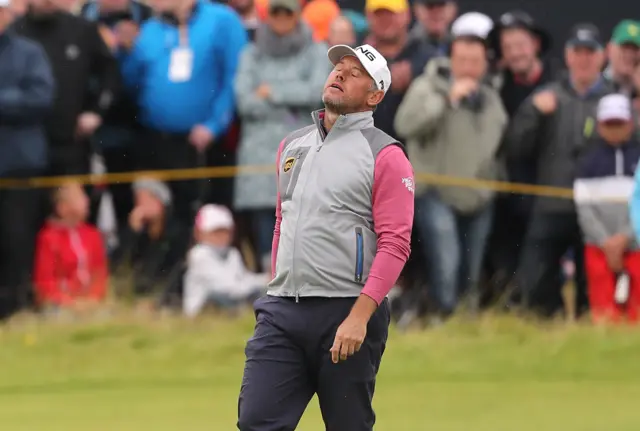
567,39,602,50
327,45,359,67
614,37,640,47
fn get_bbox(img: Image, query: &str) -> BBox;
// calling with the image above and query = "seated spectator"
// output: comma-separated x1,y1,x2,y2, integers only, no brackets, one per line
234,0,328,272
183,205,267,317
327,15,356,47
576,94,640,323
33,182,108,312
395,34,507,319
111,178,189,300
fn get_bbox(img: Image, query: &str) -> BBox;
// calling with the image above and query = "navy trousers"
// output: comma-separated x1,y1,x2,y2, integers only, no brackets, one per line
238,295,390,431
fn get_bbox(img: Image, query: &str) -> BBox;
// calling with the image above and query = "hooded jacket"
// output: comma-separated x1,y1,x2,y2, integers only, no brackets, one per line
395,57,508,213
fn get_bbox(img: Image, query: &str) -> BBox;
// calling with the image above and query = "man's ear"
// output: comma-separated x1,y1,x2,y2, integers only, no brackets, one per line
367,90,385,108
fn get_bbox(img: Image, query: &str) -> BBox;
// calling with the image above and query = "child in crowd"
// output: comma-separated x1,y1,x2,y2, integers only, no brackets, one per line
183,204,268,318
33,182,108,312
111,178,189,301
574,94,640,323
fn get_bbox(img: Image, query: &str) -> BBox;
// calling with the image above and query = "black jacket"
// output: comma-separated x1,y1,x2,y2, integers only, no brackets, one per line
12,12,120,144
79,0,153,129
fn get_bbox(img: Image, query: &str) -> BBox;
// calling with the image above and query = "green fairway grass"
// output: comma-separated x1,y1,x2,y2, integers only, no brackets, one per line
0,313,639,430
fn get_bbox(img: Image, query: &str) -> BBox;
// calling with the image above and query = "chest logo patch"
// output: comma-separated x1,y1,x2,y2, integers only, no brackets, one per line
283,157,295,173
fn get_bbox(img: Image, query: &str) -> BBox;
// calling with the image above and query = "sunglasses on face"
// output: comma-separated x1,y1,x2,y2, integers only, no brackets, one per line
269,6,294,16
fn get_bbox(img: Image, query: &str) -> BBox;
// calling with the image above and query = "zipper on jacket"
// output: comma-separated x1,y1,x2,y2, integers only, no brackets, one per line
615,149,623,176
354,227,364,283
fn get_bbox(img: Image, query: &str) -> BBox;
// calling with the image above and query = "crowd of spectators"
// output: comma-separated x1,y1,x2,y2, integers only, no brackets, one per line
1,0,640,326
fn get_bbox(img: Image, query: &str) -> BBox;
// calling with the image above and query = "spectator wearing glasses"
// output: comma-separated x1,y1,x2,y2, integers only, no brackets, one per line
604,20,640,96
233,0,328,273
506,23,613,317
577,94,640,323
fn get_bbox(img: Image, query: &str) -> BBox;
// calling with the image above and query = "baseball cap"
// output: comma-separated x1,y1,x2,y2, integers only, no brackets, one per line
365,0,408,14
611,20,640,47
417,0,455,4
488,10,551,58
269,0,300,12
195,204,234,232
451,12,494,40
566,23,603,50
132,178,172,206
327,44,392,94
597,94,632,122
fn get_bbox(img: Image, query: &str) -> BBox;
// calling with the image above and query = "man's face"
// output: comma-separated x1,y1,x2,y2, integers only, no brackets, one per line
500,28,539,75
151,0,178,14
0,7,12,31
414,1,455,38
368,8,407,44
450,39,487,81
328,16,356,48
597,120,633,144
608,42,639,79
565,46,605,84
322,55,382,114
28,0,59,14
99,0,129,12
267,7,298,36
134,189,165,220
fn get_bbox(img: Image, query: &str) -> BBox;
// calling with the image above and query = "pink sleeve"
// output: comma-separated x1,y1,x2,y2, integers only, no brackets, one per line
271,139,285,278
361,145,414,305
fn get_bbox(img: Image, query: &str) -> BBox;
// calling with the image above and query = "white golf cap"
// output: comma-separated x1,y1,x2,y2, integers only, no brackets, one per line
451,12,494,40
195,204,234,232
0,0,10,7
597,94,632,122
327,44,392,94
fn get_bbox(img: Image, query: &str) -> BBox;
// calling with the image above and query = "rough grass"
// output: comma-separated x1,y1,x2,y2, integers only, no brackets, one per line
0,312,639,430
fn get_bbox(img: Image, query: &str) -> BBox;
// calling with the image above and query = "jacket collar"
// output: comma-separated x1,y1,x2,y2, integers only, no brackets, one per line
311,109,375,140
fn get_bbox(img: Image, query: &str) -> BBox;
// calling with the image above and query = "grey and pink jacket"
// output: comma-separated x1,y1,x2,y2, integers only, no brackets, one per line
268,110,414,305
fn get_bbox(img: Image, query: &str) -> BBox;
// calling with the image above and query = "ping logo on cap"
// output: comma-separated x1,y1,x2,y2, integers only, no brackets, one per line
356,46,377,62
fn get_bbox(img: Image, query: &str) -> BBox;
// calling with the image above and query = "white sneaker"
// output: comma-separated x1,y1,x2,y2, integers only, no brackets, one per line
615,272,630,305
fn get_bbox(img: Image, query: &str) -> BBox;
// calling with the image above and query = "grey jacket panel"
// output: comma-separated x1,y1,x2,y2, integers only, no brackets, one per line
268,110,404,299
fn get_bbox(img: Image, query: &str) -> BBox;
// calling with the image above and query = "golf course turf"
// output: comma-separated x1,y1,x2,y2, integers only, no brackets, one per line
0,313,639,430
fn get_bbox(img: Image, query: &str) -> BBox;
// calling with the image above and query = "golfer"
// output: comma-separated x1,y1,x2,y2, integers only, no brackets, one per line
237,44,414,431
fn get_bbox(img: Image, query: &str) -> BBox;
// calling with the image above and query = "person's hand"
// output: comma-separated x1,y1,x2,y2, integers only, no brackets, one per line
76,112,102,138
449,78,478,104
189,125,214,152
330,314,367,363
129,206,147,232
98,24,118,51
532,90,557,114
603,234,629,271
115,20,139,51
390,61,412,93
255,83,271,99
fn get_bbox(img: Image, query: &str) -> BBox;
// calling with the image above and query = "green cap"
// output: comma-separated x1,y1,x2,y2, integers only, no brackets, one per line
611,20,640,46
269,0,301,12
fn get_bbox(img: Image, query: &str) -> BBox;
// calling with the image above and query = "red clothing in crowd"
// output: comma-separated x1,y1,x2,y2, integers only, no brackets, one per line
33,220,108,306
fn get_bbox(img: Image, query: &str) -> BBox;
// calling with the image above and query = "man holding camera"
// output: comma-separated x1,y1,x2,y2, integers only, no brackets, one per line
395,27,507,319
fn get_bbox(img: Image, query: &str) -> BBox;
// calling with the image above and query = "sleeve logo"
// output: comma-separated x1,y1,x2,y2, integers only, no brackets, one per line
402,177,414,194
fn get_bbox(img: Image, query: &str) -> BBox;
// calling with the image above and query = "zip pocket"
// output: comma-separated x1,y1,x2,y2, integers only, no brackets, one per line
354,227,364,283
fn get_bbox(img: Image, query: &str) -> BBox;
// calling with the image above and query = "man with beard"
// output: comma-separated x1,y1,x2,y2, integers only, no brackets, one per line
484,10,557,303
12,0,119,176
363,0,433,140
237,44,414,431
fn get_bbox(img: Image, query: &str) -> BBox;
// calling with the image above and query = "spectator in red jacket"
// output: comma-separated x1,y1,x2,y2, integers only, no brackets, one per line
33,182,108,310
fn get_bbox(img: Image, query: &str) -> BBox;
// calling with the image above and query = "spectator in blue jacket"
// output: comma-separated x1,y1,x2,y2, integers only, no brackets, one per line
118,0,247,226
0,0,54,319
